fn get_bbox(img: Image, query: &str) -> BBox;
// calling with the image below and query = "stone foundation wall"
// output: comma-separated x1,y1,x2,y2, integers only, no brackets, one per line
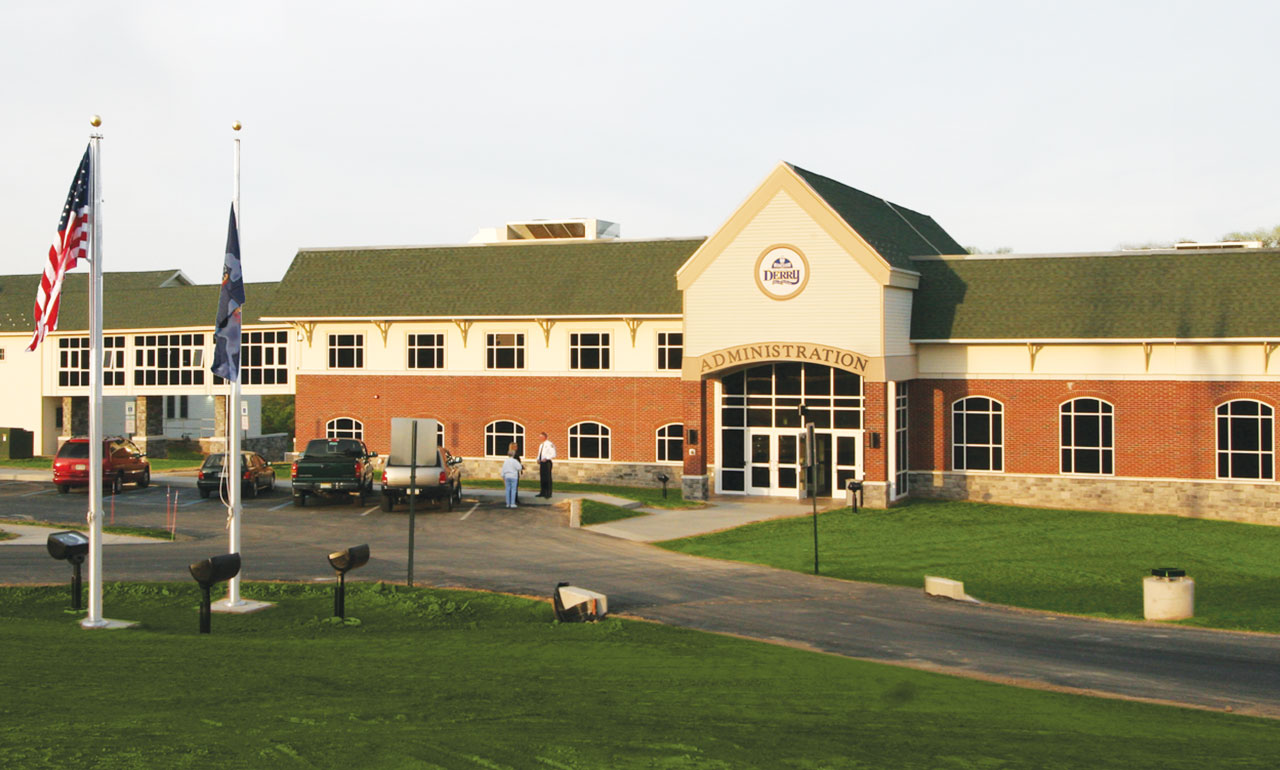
908,471,1280,526
462,459,683,490
200,433,293,462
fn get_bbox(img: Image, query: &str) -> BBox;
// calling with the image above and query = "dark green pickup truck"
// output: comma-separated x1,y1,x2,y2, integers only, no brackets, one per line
290,438,378,506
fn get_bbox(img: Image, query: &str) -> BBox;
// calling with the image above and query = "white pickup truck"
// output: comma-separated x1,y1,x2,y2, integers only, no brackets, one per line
379,418,463,512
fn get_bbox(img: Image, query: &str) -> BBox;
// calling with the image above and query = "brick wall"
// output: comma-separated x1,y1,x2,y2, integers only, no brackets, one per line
295,373,685,465
909,378,1280,480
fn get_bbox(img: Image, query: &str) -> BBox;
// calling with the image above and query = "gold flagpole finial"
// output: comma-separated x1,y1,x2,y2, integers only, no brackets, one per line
90,115,102,127
232,121,242,131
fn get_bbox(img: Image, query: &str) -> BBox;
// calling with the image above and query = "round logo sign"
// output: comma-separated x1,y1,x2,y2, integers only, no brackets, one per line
754,245,809,301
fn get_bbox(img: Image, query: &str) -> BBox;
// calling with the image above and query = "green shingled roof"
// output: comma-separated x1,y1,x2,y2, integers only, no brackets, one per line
260,238,704,319
911,250,1280,340
0,271,278,333
788,164,966,269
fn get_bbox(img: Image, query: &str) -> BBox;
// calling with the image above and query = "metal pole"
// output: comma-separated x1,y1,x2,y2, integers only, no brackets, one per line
72,561,83,611
227,125,243,606
83,126,106,628
200,586,212,634
335,572,345,618
407,422,417,587
811,445,819,575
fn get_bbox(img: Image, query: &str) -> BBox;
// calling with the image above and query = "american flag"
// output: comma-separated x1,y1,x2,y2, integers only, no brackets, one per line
28,145,92,352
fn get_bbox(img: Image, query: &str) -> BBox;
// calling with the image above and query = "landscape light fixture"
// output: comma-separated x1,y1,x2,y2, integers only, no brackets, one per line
46,531,89,611
655,472,670,498
188,553,241,634
328,544,370,619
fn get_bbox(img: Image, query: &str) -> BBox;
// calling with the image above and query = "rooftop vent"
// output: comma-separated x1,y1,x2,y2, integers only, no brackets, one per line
470,218,619,244
1173,241,1263,250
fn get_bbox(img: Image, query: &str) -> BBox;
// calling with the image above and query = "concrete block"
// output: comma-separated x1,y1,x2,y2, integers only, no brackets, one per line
556,585,607,619
924,575,976,603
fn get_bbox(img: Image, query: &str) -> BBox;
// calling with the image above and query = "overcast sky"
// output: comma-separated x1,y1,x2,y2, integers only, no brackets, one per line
3,1,1277,286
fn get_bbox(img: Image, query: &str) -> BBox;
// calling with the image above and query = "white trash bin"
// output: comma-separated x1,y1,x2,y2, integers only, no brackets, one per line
1143,567,1194,620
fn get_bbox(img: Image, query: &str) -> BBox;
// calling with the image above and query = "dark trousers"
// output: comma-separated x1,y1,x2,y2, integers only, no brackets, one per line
539,460,553,497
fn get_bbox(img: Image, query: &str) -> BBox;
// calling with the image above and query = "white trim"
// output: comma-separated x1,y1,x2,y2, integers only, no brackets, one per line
914,337,1280,344
909,246,1278,262
261,314,681,323
1214,399,1276,482
1058,397,1115,477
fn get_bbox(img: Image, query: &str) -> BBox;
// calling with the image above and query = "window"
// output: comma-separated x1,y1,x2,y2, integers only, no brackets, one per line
1217,400,1274,480
326,417,363,440
242,330,289,385
61,336,125,386
486,333,525,370
895,389,909,496
658,332,683,371
134,333,205,386
1061,398,1113,475
570,332,610,370
569,421,611,460
166,395,189,420
408,333,445,369
657,423,683,463
952,397,1003,471
485,420,525,458
0,348,5,360
327,334,364,369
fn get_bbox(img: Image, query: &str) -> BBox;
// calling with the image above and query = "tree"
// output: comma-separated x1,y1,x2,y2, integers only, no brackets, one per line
965,246,1013,254
1221,225,1280,248
261,395,295,438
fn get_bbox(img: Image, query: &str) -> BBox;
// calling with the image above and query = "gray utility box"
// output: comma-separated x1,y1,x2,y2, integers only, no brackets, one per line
0,428,34,460
389,418,439,465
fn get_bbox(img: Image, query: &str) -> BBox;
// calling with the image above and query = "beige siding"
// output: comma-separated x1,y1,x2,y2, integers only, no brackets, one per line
684,190,885,359
883,287,914,358
918,342,1280,380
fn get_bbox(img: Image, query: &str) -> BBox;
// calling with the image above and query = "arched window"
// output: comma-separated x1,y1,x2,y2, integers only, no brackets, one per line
569,422,611,460
326,417,363,440
1217,400,1274,480
1061,398,1114,475
951,397,1003,471
485,420,525,458
656,423,683,463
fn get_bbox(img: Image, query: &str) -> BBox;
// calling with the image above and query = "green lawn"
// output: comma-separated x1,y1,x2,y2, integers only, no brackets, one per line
0,518,174,540
579,499,649,526
660,499,1280,632
470,478,702,509
1,582,1278,769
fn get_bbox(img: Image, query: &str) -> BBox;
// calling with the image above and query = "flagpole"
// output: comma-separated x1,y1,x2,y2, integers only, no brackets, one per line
83,116,107,628
227,121,243,606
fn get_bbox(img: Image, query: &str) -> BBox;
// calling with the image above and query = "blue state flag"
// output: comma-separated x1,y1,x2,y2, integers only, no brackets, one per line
212,205,245,382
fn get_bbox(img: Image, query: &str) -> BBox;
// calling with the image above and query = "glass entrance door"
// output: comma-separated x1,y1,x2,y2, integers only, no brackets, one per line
746,430,801,496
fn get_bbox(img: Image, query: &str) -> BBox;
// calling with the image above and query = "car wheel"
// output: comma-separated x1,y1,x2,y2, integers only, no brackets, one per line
355,489,365,506
110,474,123,496
58,484,69,494
453,479,462,504
293,493,306,507
138,469,150,489
380,493,393,512
248,479,258,499
445,488,454,512
268,475,275,492
199,487,210,499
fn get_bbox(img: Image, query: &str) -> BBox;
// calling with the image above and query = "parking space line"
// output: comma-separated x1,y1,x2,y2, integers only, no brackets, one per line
459,502,479,520
360,506,379,516
269,500,294,511
20,488,56,497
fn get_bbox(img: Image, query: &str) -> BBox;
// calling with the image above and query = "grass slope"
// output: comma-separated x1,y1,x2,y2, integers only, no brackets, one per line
1,582,1278,769
660,499,1280,632
469,478,701,509
579,499,648,526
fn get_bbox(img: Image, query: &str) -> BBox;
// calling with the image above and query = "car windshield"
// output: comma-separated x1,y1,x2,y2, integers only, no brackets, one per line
56,442,90,459
201,454,225,470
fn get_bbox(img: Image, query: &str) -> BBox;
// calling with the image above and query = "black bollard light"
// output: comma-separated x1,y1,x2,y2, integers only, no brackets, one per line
655,473,670,499
188,553,241,634
327,544,370,619
47,531,89,611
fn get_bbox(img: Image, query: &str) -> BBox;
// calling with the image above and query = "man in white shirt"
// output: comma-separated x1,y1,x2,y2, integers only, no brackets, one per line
536,432,556,498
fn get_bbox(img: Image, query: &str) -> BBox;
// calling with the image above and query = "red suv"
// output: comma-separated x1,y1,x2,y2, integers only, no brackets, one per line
53,437,151,494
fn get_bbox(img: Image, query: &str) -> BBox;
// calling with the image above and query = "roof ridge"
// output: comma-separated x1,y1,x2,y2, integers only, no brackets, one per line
882,200,942,255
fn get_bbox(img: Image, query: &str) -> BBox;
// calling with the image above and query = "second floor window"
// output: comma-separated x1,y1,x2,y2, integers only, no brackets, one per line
408,333,445,369
328,334,364,369
60,336,124,386
486,333,525,370
570,333,610,370
134,333,204,386
658,332,683,371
